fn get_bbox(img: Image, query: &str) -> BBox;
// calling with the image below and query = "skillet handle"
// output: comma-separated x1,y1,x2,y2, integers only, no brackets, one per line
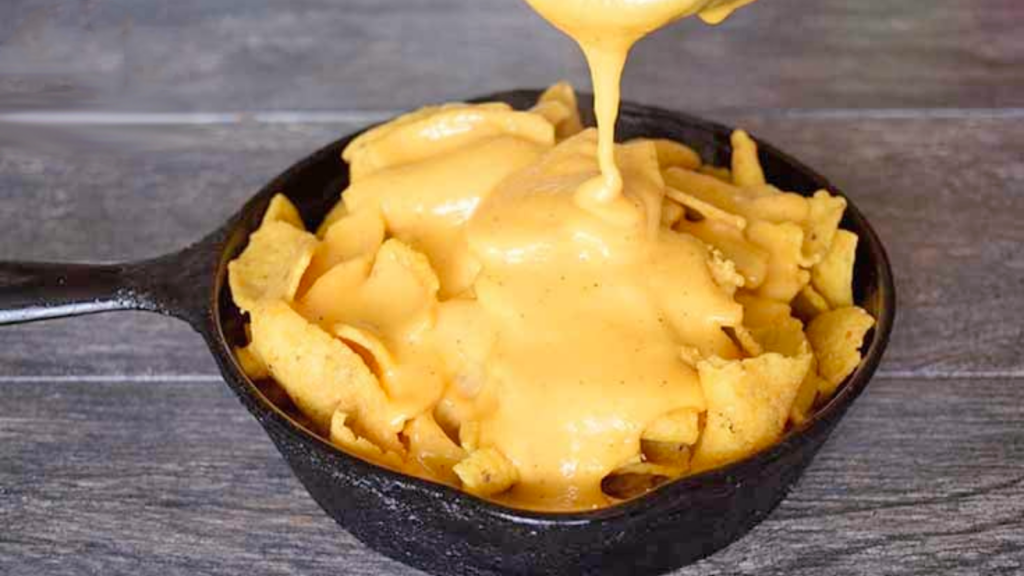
0,262,135,324
0,239,216,329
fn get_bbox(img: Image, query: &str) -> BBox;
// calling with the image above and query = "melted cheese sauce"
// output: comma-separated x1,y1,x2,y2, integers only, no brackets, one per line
307,0,759,510
236,0,767,511
458,133,741,508
524,0,757,211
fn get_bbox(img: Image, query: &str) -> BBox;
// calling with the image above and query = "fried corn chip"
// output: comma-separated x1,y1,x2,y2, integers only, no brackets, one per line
301,208,386,294
792,283,831,323
806,306,875,396
666,187,748,230
333,323,396,378
531,100,573,134
707,247,745,295
789,356,824,426
403,413,467,486
750,317,809,358
698,164,732,183
534,81,584,140
728,325,764,357
316,201,349,238
430,398,463,442
812,229,858,309
250,300,401,451
454,447,519,497
648,138,702,171
298,257,372,325
747,183,783,196
642,408,701,445
678,219,768,289
691,351,813,471
663,167,752,215
640,440,692,469
228,221,318,314
301,241,444,419
665,166,800,227
262,194,305,229
730,129,766,188
679,345,703,368
735,291,792,328
343,103,555,181
660,198,685,228
803,191,848,265
459,421,482,453
362,238,440,324
747,192,810,224
234,343,269,380
300,239,439,335
746,220,812,302
330,410,405,469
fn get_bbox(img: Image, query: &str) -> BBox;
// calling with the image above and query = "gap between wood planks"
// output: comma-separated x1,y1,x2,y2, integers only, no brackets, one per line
3,108,1024,126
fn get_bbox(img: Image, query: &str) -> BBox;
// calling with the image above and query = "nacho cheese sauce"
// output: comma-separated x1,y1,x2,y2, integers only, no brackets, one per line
524,0,757,215
230,0,871,511
459,132,740,507
324,101,745,509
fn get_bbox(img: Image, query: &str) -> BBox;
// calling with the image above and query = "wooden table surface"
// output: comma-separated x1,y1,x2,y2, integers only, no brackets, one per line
1,1,1022,574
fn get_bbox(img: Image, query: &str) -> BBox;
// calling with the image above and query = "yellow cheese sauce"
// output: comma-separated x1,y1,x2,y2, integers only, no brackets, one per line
524,0,757,213
457,132,742,508
229,0,875,511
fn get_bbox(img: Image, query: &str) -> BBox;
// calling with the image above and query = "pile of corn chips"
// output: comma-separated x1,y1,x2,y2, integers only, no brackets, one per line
227,83,874,506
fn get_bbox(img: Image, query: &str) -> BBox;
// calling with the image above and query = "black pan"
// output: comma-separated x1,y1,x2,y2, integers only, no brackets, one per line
0,90,895,576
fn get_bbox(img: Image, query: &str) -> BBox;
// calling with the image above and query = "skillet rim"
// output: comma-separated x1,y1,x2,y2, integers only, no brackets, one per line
206,89,896,524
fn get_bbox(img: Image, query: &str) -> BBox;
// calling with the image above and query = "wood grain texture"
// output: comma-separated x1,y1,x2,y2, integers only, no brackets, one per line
0,121,350,377
1,376,1021,575
1,117,1022,377
1,0,1022,113
1,1,1022,573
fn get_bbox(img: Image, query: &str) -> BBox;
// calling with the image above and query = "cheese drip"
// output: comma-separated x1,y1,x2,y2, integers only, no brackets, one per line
523,0,757,218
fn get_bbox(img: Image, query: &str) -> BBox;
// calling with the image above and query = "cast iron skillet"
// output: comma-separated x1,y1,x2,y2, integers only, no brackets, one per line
0,90,894,576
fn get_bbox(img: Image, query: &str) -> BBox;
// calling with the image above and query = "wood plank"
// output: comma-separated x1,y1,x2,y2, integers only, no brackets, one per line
1,116,1021,377
1,0,1022,113
0,122,353,377
0,122,350,262
1,376,1021,575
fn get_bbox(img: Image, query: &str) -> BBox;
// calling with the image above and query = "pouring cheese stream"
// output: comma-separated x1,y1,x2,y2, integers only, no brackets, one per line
524,0,757,218
228,0,872,511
